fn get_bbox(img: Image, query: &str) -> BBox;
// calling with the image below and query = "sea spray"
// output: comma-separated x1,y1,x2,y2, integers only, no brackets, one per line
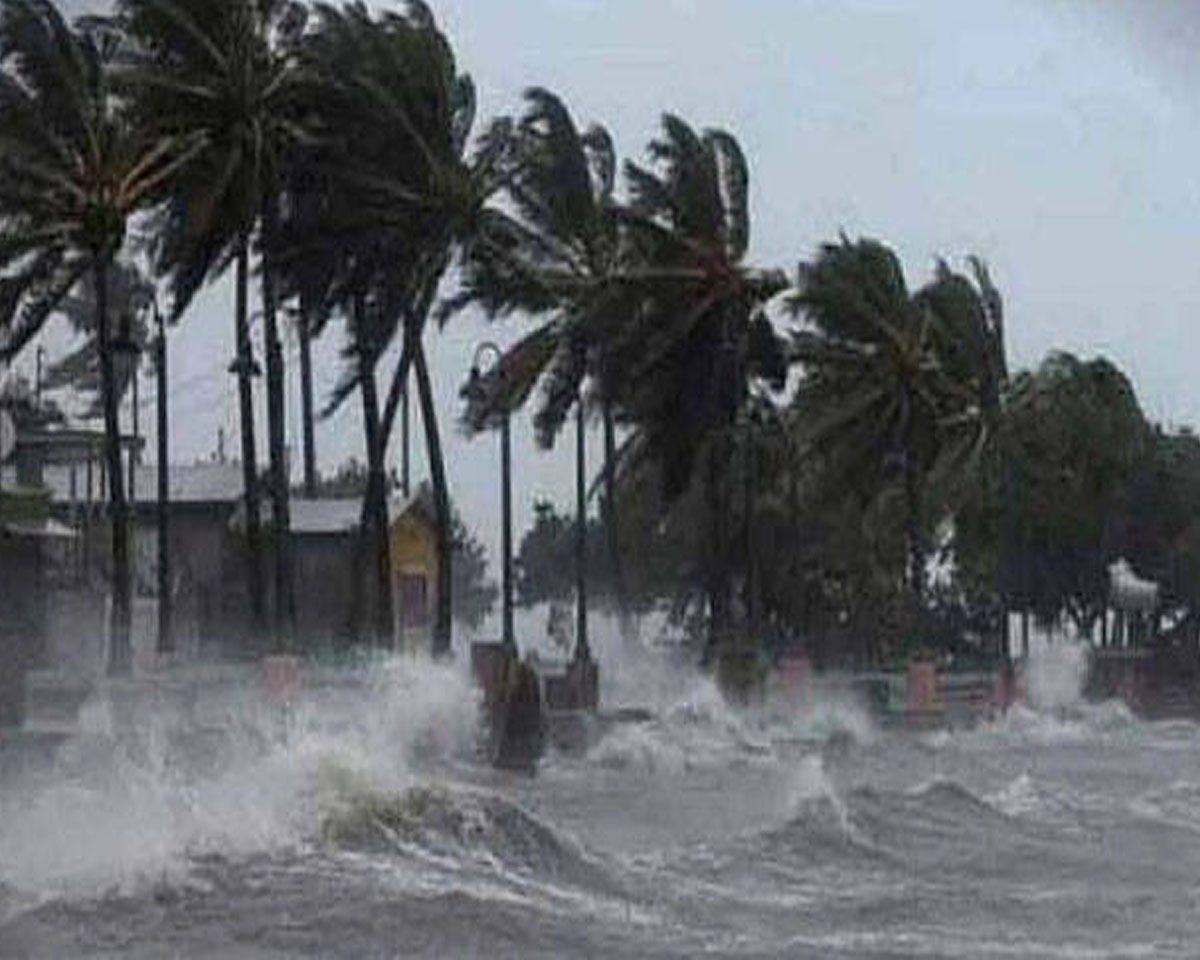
1023,639,1088,713
0,654,481,897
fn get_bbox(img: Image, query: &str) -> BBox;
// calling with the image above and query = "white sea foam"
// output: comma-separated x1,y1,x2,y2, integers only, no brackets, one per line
1023,639,1088,713
0,655,480,897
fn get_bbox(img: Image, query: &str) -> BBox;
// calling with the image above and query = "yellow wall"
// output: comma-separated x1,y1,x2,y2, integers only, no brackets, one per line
389,512,437,653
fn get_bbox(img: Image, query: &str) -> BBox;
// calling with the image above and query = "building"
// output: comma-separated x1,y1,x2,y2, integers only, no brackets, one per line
3,378,440,676
232,494,438,654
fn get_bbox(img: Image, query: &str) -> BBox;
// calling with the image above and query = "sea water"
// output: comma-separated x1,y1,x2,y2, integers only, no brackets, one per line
1,636,1197,958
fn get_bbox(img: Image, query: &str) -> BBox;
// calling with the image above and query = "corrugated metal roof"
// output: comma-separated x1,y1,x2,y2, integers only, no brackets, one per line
42,462,244,505
289,498,361,534
2,517,77,539
230,495,425,535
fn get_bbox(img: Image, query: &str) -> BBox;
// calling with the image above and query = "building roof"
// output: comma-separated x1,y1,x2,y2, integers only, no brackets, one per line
289,498,362,534
230,494,427,536
2,517,77,539
41,461,244,506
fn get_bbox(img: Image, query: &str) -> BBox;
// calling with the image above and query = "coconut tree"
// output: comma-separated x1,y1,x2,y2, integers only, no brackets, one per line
282,1,507,655
913,256,1014,656
114,0,309,646
449,87,629,620
41,259,156,416
605,115,789,663
0,0,195,673
789,238,1002,642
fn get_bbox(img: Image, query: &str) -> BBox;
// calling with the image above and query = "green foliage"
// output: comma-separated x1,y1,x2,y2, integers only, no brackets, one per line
954,351,1150,637
788,238,1010,653
0,0,190,359
42,259,155,414
112,0,307,319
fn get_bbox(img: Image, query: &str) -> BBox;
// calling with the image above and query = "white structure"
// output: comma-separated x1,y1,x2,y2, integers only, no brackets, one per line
1108,558,1159,613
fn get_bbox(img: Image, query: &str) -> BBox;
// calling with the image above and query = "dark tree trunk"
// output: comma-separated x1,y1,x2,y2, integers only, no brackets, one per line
901,395,925,644
743,423,758,642
602,399,625,622
575,398,589,662
401,379,411,498
356,308,392,649
261,191,293,650
414,341,452,657
234,239,265,646
298,290,317,499
96,254,131,676
704,439,732,665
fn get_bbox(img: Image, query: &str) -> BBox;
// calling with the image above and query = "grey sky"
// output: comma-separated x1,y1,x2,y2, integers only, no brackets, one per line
26,0,1200,595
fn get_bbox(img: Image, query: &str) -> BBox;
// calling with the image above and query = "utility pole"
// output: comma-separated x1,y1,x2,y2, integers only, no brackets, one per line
155,302,171,654
34,345,43,408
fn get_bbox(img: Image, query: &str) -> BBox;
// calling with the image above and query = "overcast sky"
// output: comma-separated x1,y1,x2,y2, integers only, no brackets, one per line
28,0,1200,590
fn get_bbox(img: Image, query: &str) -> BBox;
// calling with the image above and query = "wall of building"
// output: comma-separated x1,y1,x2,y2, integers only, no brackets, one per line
390,514,436,654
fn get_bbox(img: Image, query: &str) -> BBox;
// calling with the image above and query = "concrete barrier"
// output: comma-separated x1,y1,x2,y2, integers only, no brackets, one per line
544,658,598,713
470,641,511,709
776,655,813,699
905,659,940,717
262,655,302,703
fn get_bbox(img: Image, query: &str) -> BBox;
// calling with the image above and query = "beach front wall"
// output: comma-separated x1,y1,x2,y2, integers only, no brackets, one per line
0,534,45,726
1086,647,1200,718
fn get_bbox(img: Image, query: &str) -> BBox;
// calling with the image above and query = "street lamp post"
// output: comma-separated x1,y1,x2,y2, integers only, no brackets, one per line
470,342,514,651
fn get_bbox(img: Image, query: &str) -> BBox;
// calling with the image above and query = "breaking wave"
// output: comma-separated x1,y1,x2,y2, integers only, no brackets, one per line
0,657,481,898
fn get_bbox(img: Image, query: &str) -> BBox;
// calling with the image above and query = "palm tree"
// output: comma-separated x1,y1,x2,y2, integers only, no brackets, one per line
915,256,1014,658
605,115,789,662
0,0,194,673
449,87,628,619
42,259,156,417
282,1,505,655
789,238,944,620
789,239,1005,646
114,0,308,647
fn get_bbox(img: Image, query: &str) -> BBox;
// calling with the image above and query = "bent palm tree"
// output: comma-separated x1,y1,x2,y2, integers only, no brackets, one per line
0,0,194,673
115,0,308,647
449,87,628,616
606,116,789,661
42,259,155,415
790,238,1002,640
283,1,505,655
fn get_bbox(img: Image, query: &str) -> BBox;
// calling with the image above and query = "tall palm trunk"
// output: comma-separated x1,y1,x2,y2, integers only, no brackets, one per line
261,191,293,649
413,340,452,657
97,253,132,676
234,238,265,645
298,290,317,499
360,371,392,648
602,399,626,622
704,438,733,665
355,297,393,648
901,394,925,642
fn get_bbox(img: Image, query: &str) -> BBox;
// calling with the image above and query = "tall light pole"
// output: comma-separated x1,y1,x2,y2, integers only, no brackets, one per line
470,342,514,651
154,300,172,655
